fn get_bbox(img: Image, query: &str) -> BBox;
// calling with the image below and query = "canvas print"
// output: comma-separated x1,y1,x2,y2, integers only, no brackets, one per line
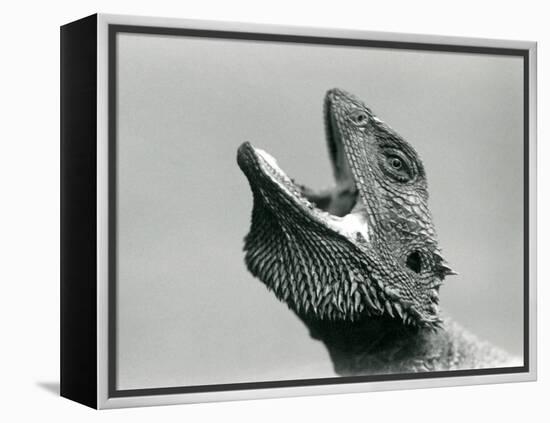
113,31,524,391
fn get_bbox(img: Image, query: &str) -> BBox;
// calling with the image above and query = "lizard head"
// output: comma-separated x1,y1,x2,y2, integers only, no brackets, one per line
237,88,456,329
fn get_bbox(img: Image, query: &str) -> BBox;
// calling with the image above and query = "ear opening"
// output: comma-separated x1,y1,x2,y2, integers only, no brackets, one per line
406,251,422,273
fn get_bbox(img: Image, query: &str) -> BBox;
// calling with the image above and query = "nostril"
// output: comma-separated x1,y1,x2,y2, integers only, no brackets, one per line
406,251,422,273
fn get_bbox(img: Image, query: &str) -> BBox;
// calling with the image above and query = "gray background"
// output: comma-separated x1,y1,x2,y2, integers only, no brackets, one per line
116,33,524,390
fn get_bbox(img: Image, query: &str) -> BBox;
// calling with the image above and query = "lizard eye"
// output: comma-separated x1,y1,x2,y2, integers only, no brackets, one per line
350,110,369,126
379,150,415,183
390,157,403,169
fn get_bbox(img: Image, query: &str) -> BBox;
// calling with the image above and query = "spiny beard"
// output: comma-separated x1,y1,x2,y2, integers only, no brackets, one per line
243,201,434,327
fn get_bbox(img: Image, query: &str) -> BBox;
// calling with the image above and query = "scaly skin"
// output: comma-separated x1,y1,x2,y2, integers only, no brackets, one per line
237,88,518,374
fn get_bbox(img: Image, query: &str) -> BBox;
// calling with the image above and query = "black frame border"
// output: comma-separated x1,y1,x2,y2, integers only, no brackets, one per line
60,14,99,409
107,24,530,399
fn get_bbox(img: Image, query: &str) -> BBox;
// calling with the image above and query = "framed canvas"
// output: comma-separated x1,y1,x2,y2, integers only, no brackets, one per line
60,13,537,409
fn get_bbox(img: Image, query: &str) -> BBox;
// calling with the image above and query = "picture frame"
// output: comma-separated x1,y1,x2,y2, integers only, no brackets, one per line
60,13,537,409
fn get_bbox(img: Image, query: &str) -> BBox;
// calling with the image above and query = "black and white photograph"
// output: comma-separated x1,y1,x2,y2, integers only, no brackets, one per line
114,30,527,388
5,1,546,420
78,15,533,405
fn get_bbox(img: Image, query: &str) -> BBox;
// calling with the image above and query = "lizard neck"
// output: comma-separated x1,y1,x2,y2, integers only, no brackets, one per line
301,315,444,375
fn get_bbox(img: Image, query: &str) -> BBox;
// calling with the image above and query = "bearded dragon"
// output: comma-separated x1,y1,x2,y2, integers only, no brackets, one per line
237,88,519,375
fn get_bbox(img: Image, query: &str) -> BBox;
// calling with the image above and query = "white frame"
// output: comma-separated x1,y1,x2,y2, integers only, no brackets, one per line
95,13,537,409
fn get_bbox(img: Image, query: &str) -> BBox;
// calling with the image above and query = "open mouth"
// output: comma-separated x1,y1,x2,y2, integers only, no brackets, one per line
237,100,370,245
